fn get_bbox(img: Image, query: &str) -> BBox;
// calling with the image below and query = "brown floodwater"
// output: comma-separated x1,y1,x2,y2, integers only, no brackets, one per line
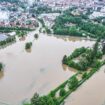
65,66,105,105
0,31,94,105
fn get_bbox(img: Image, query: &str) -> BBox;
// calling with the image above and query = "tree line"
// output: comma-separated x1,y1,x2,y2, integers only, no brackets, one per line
53,9,105,38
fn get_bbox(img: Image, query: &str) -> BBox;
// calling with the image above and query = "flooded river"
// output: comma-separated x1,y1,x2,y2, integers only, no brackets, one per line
65,66,105,105
0,31,94,105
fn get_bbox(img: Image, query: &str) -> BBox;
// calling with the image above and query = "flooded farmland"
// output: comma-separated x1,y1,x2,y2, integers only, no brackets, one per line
0,31,94,105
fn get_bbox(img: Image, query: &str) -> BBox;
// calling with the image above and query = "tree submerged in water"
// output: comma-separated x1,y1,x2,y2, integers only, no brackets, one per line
0,63,3,71
31,93,59,105
34,34,39,39
25,42,32,50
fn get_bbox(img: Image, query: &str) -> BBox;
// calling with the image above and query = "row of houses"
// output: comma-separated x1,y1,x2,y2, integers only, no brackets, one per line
0,1,39,29
42,0,105,11
0,12,38,29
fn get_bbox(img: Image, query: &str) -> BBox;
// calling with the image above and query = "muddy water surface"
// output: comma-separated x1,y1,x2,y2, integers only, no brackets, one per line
65,66,105,105
0,32,94,105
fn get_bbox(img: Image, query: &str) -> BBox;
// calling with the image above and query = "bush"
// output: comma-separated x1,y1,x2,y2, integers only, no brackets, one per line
16,31,27,37
31,93,58,105
62,55,67,64
45,27,51,34
96,51,103,59
0,36,16,46
34,34,39,39
59,88,66,97
91,60,101,68
68,76,78,90
50,91,56,97
82,72,88,79
25,42,32,49
68,47,86,60
0,63,3,71
31,93,40,105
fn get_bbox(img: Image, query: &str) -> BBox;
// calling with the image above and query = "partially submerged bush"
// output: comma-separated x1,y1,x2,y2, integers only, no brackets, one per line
25,42,32,50
34,34,39,39
59,88,66,97
0,63,3,71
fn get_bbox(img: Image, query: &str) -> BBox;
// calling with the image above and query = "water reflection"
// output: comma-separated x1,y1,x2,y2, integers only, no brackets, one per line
26,48,32,53
40,68,46,73
62,64,68,71
52,35,95,42
0,71,4,80
19,36,26,41
52,35,83,42
62,64,77,73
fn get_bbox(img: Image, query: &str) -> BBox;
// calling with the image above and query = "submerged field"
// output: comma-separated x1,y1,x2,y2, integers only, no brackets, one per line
0,31,94,105
65,65,105,105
